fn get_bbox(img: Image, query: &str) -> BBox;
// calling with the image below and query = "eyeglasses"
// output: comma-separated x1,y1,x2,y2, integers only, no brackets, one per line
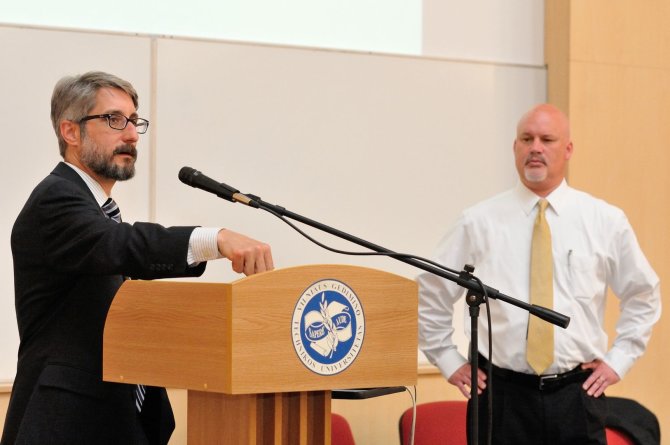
80,113,149,134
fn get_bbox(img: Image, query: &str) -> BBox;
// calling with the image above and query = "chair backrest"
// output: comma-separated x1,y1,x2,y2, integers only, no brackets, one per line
332,413,356,445
398,399,641,445
606,427,635,445
399,401,467,445
606,396,660,445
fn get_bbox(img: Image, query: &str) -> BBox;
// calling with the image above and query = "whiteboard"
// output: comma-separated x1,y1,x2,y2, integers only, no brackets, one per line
0,25,545,382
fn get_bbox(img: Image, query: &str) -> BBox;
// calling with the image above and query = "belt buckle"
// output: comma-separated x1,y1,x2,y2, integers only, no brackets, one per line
539,374,559,390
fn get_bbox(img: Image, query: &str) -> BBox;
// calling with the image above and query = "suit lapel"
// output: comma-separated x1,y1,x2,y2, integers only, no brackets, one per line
51,162,104,214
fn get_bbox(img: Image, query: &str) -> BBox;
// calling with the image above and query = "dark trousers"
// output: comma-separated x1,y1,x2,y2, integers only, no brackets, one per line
467,357,608,445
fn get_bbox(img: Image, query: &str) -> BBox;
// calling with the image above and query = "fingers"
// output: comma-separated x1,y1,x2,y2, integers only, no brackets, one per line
458,383,472,399
233,244,273,275
264,246,275,271
477,370,488,393
449,372,473,399
218,229,274,275
243,248,260,275
448,365,487,399
582,360,620,398
583,374,608,397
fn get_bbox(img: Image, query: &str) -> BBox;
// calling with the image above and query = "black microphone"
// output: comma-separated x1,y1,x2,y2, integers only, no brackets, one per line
178,167,255,206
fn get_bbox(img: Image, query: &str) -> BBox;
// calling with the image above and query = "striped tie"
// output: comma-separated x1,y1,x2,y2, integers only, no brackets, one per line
101,197,146,411
101,198,122,223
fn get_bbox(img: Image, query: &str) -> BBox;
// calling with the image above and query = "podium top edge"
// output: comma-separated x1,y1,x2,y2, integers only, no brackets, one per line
130,264,417,286
229,264,416,284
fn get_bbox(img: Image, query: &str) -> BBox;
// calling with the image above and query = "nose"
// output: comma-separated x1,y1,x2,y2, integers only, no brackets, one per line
121,122,139,143
530,137,543,153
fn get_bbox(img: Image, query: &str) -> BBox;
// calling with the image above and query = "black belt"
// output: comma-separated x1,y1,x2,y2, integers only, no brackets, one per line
478,354,592,391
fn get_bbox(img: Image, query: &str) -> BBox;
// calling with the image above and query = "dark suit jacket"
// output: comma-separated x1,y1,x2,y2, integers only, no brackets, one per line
606,397,660,445
1,163,207,445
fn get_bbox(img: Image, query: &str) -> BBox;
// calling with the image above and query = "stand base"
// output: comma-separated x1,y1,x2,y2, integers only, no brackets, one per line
187,390,331,445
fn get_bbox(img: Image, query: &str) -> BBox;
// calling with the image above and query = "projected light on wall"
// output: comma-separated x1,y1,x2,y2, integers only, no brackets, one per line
0,0,421,54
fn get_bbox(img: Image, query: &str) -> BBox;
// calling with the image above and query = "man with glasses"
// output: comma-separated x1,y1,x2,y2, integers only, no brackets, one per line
1,71,274,445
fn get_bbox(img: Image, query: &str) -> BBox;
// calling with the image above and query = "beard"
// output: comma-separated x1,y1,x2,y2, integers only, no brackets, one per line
80,135,137,181
524,166,547,183
523,155,547,183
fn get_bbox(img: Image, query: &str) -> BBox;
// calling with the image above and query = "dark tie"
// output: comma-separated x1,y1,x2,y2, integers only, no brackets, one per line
101,198,146,411
102,197,122,223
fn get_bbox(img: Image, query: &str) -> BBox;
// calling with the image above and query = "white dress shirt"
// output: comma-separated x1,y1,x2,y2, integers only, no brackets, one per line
418,180,661,379
65,162,221,265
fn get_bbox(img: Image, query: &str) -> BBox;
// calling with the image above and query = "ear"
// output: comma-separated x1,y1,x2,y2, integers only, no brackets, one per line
565,141,574,160
60,120,81,147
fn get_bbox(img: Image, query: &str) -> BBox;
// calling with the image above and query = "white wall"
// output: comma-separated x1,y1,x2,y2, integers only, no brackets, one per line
423,0,545,65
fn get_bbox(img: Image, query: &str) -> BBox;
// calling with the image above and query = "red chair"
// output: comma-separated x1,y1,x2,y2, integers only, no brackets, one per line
606,428,634,445
399,401,634,445
332,413,356,445
399,401,467,445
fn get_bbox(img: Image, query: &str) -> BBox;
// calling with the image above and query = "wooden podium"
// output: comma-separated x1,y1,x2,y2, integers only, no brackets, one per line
103,264,417,444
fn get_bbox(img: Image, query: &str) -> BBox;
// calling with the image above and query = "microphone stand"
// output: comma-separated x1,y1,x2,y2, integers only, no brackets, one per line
230,191,571,445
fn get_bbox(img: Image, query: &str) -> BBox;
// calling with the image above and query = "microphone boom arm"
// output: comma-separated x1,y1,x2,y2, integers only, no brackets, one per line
243,194,569,329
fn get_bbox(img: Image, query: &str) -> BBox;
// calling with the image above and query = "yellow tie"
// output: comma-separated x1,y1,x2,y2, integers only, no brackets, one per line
527,198,554,374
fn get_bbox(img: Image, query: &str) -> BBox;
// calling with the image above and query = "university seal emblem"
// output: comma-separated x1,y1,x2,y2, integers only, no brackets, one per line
292,279,365,375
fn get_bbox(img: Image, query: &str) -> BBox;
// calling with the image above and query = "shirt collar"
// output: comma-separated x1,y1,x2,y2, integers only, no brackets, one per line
64,162,109,207
514,179,570,216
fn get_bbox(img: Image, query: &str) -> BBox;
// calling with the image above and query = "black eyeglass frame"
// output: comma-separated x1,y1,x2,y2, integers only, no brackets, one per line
79,113,150,134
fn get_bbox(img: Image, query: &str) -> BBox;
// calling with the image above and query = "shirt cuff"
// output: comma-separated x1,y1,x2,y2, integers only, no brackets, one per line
428,348,468,380
187,227,222,265
603,348,635,379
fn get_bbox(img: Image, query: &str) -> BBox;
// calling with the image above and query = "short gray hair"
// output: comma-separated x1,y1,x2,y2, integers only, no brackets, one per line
51,71,139,156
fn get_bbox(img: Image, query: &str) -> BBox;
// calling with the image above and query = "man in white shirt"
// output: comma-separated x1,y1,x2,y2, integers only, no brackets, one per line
417,104,661,444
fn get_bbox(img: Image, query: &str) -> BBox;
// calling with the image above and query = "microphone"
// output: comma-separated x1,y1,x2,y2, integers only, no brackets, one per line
178,167,254,206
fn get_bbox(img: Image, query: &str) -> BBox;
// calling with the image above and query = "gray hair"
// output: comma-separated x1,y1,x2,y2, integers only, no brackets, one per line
51,71,139,156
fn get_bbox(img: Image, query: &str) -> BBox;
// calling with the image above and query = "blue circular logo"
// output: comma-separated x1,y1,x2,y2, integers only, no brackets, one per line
292,279,365,375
